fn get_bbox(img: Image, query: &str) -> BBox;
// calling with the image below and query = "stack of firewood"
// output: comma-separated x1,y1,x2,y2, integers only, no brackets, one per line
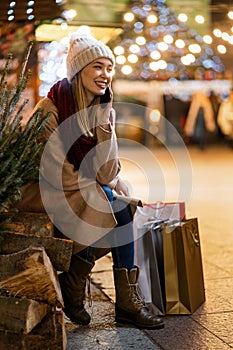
0,212,73,350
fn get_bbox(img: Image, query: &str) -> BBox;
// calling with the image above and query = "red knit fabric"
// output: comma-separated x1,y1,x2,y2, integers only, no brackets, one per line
47,78,97,178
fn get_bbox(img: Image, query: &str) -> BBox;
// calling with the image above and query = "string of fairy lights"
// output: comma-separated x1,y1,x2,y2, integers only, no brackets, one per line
7,1,34,22
4,0,63,22
37,0,233,95
108,0,225,80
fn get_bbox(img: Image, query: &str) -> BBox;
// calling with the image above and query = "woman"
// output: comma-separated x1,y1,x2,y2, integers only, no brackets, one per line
17,33,164,329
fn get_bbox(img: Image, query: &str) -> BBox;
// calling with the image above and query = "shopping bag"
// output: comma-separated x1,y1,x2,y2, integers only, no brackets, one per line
135,225,165,314
137,201,186,224
134,201,185,314
163,218,205,314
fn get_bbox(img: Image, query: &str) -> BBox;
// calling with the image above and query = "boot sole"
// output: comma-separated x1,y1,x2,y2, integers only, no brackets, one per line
63,309,91,326
115,316,164,330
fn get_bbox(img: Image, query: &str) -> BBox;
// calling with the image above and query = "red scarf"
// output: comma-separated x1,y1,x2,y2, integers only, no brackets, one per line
47,78,97,178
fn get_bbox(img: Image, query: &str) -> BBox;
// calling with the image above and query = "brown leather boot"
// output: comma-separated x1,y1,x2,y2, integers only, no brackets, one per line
59,254,94,325
113,266,164,329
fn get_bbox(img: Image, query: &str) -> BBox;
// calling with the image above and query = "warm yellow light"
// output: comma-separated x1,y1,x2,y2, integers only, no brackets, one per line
203,35,212,44
217,45,227,54
189,44,201,53
149,109,161,123
114,46,124,55
213,28,222,38
163,34,173,44
127,54,138,63
124,12,134,22
129,44,140,53
188,54,195,62
149,61,159,71
228,36,233,44
195,15,205,24
62,9,77,21
116,55,126,64
149,60,167,70
147,14,157,23
181,56,189,65
150,50,161,60
181,54,195,65
61,22,68,30
36,24,123,43
228,11,233,20
158,60,167,69
175,39,185,48
67,9,77,18
136,36,146,45
222,32,230,41
121,65,133,75
178,13,188,22
76,25,91,35
157,42,168,51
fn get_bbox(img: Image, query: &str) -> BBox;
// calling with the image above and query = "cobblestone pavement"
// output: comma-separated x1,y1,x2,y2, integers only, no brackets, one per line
66,144,233,349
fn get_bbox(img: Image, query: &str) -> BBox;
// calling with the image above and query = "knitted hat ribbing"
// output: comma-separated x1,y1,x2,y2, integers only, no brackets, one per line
66,33,115,82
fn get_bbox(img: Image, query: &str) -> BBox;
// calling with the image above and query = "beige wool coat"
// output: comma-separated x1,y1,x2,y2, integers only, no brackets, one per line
16,98,141,255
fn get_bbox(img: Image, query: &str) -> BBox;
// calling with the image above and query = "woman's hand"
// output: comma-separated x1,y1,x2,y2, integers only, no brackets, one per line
96,104,115,130
114,177,132,196
96,87,115,127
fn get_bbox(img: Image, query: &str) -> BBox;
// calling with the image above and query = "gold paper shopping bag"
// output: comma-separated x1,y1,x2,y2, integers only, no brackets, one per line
163,218,205,314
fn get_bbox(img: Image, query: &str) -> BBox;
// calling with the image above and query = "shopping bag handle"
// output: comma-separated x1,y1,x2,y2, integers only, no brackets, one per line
191,231,200,246
143,201,165,209
138,201,165,217
186,223,200,246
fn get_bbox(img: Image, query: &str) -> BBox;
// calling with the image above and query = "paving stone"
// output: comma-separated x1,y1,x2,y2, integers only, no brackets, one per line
205,277,233,301
192,311,233,345
204,252,233,276
144,315,232,350
67,327,162,350
203,261,232,280
194,288,233,315
66,301,161,350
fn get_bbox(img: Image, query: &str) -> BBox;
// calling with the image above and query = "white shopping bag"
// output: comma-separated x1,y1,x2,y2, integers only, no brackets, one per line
134,202,186,314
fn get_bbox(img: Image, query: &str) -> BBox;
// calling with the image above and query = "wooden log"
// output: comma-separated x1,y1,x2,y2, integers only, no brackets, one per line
0,212,54,237
0,247,64,307
0,231,73,271
0,310,67,350
0,296,51,334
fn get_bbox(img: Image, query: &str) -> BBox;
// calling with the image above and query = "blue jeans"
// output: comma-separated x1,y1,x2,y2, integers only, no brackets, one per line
78,185,134,270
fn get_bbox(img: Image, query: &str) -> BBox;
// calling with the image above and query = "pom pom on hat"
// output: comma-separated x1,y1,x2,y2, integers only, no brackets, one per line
66,33,115,82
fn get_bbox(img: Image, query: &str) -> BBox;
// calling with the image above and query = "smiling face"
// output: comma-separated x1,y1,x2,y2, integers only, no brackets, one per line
80,58,114,104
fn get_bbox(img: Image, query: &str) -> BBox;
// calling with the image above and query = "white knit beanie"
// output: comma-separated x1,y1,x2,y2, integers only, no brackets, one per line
66,33,115,82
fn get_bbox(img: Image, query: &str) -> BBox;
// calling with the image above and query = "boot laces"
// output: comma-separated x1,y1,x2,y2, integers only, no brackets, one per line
130,283,145,307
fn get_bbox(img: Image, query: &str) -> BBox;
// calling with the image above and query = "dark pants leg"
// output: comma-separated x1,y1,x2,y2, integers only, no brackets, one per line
78,186,134,270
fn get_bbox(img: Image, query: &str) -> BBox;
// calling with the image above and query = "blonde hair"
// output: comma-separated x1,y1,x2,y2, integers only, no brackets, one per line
71,74,100,138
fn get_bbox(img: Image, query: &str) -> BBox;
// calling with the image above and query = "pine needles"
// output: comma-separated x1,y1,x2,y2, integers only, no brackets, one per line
0,42,49,213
